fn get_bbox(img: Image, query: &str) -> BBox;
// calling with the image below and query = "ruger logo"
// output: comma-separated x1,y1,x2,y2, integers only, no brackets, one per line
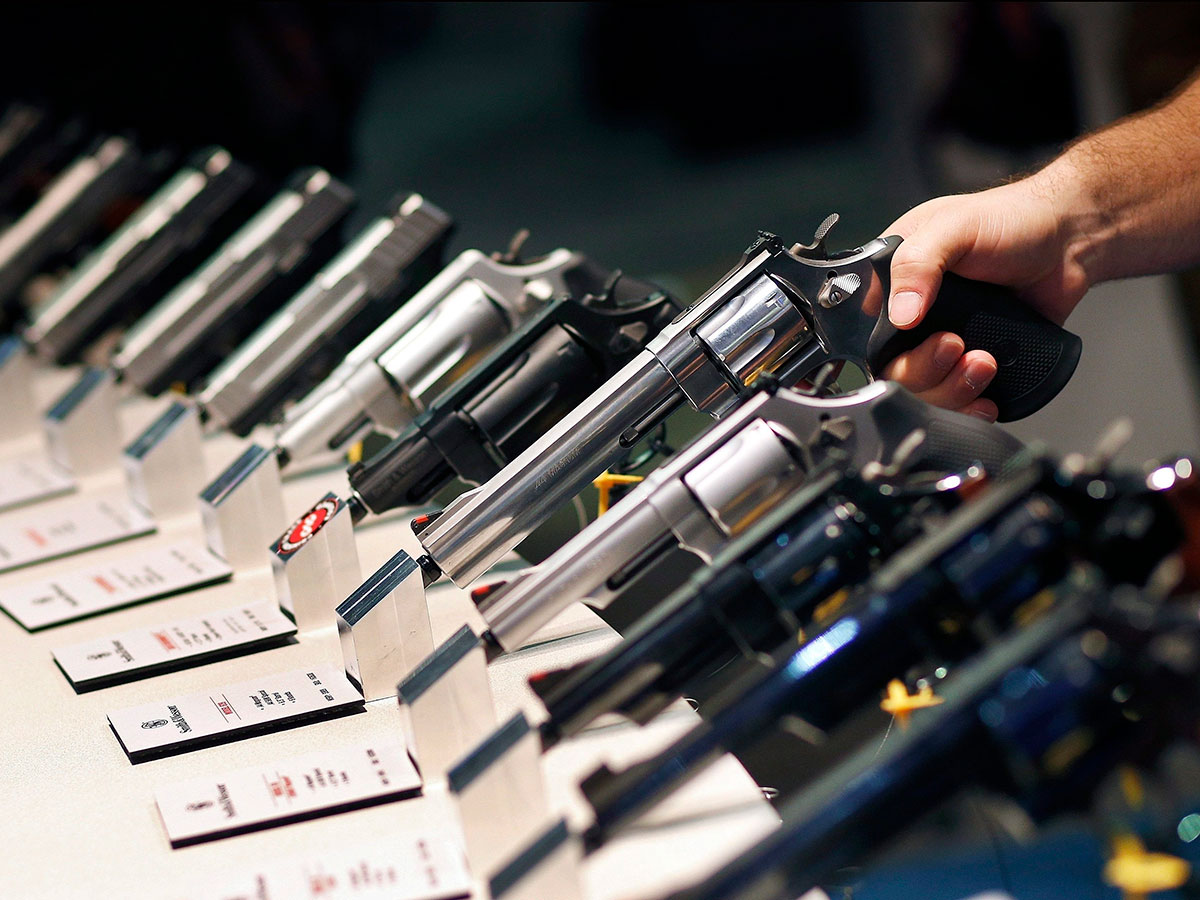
277,497,339,555
141,719,168,729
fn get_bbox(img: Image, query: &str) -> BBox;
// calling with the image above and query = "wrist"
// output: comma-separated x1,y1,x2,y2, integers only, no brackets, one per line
1026,152,1115,290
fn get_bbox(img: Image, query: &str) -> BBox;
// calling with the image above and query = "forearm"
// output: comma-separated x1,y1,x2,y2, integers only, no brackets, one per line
1036,70,1200,286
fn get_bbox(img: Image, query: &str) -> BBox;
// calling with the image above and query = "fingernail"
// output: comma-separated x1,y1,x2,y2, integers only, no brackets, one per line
963,359,995,390
968,406,997,421
889,291,922,327
933,338,961,370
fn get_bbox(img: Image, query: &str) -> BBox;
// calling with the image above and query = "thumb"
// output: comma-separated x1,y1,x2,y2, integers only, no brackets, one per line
885,214,976,329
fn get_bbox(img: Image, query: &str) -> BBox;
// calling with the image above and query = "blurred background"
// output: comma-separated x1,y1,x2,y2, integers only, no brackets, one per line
3,1,1199,459
6,3,1200,897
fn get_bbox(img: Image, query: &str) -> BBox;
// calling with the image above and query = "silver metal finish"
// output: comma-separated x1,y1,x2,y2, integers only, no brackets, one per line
0,336,39,441
336,550,434,702
420,249,812,586
450,714,550,878
112,169,350,391
271,493,361,633
43,367,122,476
692,275,809,405
395,625,496,778
422,350,684,585
476,392,811,652
0,136,141,305
198,445,286,572
198,194,451,431
273,247,584,464
25,165,209,356
477,381,1026,653
491,822,586,900
122,401,206,519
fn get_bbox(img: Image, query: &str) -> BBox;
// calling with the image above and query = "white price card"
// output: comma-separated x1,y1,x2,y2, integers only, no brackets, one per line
189,836,471,900
2,539,232,631
0,456,75,512
53,600,294,691
108,664,364,762
0,490,155,574
155,741,421,846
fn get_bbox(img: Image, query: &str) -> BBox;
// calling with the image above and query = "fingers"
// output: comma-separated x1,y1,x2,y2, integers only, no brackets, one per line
884,203,979,330
882,334,999,421
913,349,997,414
881,332,964,392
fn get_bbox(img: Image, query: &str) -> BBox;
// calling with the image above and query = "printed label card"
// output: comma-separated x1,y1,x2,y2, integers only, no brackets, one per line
0,456,75,513
53,600,294,691
0,491,155,574
155,741,421,846
108,664,364,762
189,836,471,900
3,539,231,631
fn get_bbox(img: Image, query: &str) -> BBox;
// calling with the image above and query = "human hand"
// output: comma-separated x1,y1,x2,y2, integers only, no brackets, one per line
880,174,1091,421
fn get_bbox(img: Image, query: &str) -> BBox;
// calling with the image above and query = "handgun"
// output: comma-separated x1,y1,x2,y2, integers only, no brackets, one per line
273,241,653,466
662,591,1200,900
196,193,454,436
472,379,1024,657
23,147,261,364
344,273,680,514
0,105,89,224
409,218,1082,596
0,135,151,327
573,451,1188,852
530,455,962,749
111,168,354,395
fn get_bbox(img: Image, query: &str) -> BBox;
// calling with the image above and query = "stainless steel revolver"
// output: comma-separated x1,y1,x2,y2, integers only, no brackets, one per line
412,218,1080,591
271,241,642,465
472,379,1025,654
197,193,453,436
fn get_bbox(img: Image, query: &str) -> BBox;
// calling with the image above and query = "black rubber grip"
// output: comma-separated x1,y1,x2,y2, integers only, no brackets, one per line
911,405,1026,478
866,236,1082,422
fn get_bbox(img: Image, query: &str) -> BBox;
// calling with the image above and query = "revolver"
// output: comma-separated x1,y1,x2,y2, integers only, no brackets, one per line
663,591,1200,900
472,379,1024,656
410,218,1081,594
272,240,653,465
0,105,89,226
572,450,1189,853
530,452,969,749
0,135,152,326
345,273,680,515
197,193,454,436
111,167,354,394
24,147,261,364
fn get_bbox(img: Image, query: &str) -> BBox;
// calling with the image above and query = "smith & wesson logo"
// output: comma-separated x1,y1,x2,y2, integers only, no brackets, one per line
276,496,340,556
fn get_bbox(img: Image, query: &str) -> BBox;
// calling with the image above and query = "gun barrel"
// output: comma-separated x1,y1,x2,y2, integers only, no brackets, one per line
25,148,258,364
272,247,583,464
0,135,143,314
112,168,353,394
422,348,685,585
197,193,452,435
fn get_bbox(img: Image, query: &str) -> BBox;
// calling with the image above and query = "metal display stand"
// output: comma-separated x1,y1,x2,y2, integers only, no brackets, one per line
271,492,361,633
0,335,40,442
122,401,207,519
199,443,286,571
43,366,122,476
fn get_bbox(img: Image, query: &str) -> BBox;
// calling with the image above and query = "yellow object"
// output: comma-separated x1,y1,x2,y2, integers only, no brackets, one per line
811,588,848,625
879,678,944,729
346,441,364,465
1119,766,1146,811
1103,833,1190,900
593,471,644,516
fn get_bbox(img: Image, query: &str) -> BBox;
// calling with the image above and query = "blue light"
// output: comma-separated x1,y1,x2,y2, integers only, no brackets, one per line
787,618,860,677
